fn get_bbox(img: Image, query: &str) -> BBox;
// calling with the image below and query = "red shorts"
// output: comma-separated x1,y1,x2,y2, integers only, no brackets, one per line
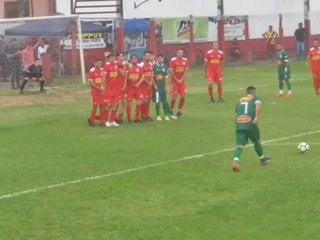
104,89,120,105
91,91,104,105
141,84,153,100
206,70,223,83
118,89,127,100
171,80,186,96
127,87,142,102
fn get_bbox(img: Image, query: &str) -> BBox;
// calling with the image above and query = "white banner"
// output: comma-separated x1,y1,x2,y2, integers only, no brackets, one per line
62,38,106,49
224,0,304,15
310,0,320,11
122,0,217,19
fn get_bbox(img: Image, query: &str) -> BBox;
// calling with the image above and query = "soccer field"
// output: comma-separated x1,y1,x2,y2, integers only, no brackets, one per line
1,60,320,240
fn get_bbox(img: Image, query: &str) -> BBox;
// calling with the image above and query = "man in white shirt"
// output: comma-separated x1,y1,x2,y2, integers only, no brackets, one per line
37,39,49,64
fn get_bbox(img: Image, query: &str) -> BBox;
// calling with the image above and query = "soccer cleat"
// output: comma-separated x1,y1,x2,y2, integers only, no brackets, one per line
156,116,162,121
164,116,170,121
146,116,153,121
232,162,240,172
110,121,120,127
210,98,215,103
87,118,95,127
105,121,111,127
134,119,142,123
170,115,177,120
276,93,284,97
115,118,123,124
127,119,132,123
314,92,319,96
286,93,292,97
218,98,225,103
260,156,272,166
177,111,183,117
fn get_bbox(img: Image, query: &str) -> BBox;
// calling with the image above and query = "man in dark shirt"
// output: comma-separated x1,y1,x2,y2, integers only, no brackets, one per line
0,34,9,82
6,38,22,89
294,22,307,59
20,58,45,94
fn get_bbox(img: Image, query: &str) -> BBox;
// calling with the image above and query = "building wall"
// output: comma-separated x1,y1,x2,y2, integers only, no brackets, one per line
0,0,55,18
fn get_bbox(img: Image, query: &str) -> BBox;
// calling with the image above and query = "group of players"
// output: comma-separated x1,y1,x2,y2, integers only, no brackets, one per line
87,41,226,127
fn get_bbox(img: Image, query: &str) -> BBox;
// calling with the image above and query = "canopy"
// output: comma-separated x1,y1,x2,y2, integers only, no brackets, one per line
124,19,149,32
5,18,110,37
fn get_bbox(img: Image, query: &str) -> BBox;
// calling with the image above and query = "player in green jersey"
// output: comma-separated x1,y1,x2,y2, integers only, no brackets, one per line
153,54,176,121
276,42,292,97
232,86,271,172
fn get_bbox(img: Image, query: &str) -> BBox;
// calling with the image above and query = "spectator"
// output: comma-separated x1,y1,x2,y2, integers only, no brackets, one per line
21,37,42,70
0,34,9,82
262,25,278,60
37,38,49,64
230,37,242,62
6,38,22,89
294,22,307,59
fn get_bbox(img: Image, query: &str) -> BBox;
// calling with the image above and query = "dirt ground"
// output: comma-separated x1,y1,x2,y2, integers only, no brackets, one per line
0,83,89,108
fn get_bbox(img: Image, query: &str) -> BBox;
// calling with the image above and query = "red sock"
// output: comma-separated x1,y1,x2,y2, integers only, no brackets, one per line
135,104,142,120
208,86,213,99
118,112,124,121
110,109,117,122
141,103,147,118
218,86,223,99
90,107,96,124
178,98,185,110
95,115,100,120
126,106,131,121
170,99,176,112
146,101,150,117
99,107,104,124
313,77,320,93
105,109,110,122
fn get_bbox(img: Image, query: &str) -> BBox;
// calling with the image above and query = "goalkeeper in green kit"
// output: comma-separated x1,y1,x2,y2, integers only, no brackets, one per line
275,42,292,97
153,54,176,121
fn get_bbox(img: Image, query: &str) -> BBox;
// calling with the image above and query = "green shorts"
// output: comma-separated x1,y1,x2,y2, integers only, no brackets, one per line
152,90,167,103
278,73,290,81
235,126,260,145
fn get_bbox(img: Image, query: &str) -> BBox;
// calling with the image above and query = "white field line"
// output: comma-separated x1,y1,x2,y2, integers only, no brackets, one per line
0,129,319,201
264,142,320,146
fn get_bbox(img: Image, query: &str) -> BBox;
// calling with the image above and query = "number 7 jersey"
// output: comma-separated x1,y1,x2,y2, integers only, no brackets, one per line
235,95,262,130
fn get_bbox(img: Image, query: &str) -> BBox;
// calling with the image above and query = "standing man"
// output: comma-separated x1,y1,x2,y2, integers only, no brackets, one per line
275,42,292,97
116,52,128,124
37,38,49,64
169,49,188,117
306,39,320,96
294,23,307,59
0,35,9,82
20,58,45,94
204,41,224,102
262,25,278,60
86,58,105,126
139,51,154,121
124,54,144,123
153,54,174,121
103,53,120,127
6,38,22,89
232,86,271,172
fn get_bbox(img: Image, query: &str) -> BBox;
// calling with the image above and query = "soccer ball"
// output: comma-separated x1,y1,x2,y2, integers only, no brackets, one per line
297,142,310,153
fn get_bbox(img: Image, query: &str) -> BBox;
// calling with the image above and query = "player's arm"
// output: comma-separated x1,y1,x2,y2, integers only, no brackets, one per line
169,68,178,83
253,101,262,124
204,59,208,77
135,73,145,87
33,37,42,49
178,67,188,84
122,71,128,91
306,53,311,67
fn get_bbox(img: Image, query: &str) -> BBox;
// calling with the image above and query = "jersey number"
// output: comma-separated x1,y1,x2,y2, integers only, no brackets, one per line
240,102,248,114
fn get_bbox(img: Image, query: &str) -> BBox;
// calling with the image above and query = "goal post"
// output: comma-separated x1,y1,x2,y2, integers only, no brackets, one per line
0,14,89,84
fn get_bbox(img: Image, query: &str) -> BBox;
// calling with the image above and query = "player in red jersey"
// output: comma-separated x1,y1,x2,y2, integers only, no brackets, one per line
124,54,144,123
139,51,154,121
306,39,320,96
87,58,105,126
115,52,128,123
103,53,121,127
169,49,188,117
204,41,224,102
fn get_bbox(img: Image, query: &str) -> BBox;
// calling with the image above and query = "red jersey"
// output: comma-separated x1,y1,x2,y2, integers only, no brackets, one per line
205,49,224,72
103,62,120,89
139,61,154,84
127,64,143,87
308,47,320,70
88,67,103,93
116,60,127,87
169,57,188,81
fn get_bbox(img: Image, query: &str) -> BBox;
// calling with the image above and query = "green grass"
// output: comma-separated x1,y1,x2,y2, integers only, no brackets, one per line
1,60,320,240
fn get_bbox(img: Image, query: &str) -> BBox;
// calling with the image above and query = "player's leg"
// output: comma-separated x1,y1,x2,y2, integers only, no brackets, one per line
134,91,143,122
109,99,120,127
104,102,112,127
232,130,248,171
312,72,319,96
20,75,30,93
89,99,98,126
117,98,126,123
177,81,186,116
153,90,161,120
126,90,133,122
277,74,284,96
39,79,45,93
248,127,271,165
284,74,292,97
207,70,214,102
